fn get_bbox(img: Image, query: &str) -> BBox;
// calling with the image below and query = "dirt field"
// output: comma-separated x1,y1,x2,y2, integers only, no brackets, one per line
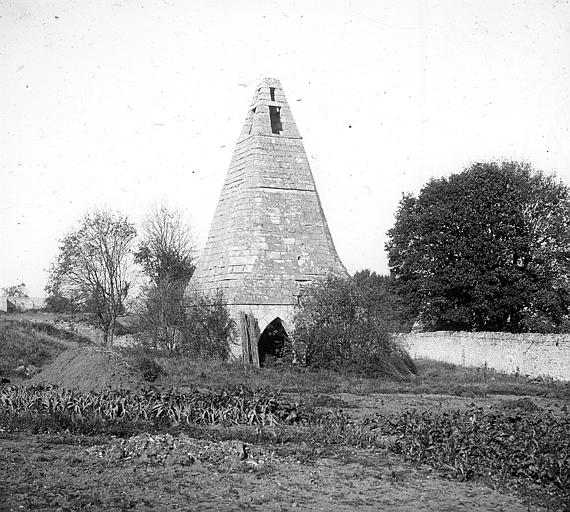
0,427,545,512
2,389,565,511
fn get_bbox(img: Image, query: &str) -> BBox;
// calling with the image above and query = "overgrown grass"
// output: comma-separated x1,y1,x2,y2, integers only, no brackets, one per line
0,317,89,378
150,353,569,399
407,359,570,399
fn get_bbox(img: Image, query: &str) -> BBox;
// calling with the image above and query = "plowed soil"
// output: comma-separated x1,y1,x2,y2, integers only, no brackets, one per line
0,431,545,512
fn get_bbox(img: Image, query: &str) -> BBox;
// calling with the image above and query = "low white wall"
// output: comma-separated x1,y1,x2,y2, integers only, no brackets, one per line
399,331,570,381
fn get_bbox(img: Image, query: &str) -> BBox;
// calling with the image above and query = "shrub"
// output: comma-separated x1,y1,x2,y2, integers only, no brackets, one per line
133,279,187,354
353,270,415,332
132,289,236,360
131,355,164,382
291,275,416,378
179,289,237,360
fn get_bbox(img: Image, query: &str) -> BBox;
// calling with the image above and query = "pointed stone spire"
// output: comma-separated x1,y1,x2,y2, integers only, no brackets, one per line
188,78,347,357
236,78,301,140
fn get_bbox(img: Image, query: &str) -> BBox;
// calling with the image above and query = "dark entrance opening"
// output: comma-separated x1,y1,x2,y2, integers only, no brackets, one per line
258,318,287,366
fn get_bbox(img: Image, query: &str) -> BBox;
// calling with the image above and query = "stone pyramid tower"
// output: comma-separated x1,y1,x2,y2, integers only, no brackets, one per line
188,78,347,360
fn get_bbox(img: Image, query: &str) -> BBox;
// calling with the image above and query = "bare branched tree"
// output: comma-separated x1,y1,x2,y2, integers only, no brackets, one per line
46,209,137,345
135,203,195,286
135,203,196,353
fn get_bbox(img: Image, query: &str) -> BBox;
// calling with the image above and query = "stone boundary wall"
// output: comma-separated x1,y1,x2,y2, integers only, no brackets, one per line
398,331,570,381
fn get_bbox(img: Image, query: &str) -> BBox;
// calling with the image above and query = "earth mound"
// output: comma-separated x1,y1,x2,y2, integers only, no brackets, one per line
26,346,147,391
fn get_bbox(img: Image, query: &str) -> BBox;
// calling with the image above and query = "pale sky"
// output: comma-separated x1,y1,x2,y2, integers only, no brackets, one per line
1,0,569,296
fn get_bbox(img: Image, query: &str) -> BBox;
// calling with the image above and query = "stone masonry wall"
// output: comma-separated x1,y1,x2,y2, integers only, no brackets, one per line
399,331,570,381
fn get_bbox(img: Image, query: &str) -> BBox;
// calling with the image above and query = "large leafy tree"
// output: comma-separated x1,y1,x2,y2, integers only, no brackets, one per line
386,161,570,332
353,270,415,331
46,209,137,344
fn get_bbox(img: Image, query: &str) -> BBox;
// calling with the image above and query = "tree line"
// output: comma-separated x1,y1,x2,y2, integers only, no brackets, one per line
43,204,234,352
34,160,570,356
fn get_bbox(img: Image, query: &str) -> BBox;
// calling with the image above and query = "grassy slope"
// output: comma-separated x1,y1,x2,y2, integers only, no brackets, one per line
0,315,90,378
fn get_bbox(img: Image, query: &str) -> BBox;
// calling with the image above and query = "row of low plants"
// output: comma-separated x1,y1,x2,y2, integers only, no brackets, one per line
0,385,301,428
308,405,569,505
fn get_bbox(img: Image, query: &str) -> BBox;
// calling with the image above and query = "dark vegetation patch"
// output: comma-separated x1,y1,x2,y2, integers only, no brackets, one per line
316,413,566,508
499,397,542,412
303,394,353,409
289,275,417,379
304,407,569,509
376,406,569,509
129,354,164,383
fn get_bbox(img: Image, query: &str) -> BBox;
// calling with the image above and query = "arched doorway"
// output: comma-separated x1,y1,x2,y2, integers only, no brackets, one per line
257,317,288,366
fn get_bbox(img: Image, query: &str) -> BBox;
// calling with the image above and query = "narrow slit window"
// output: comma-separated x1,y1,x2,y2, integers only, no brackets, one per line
269,87,276,101
248,107,256,134
269,106,282,134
